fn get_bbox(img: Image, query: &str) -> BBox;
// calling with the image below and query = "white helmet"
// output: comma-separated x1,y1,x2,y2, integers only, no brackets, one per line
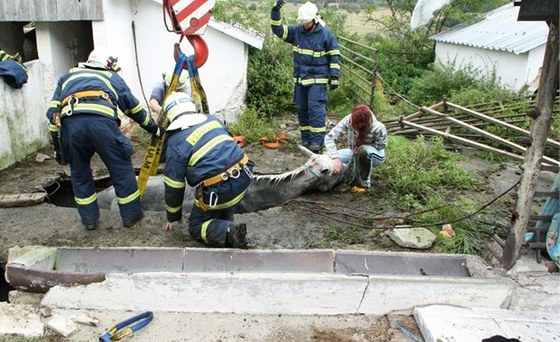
164,71,189,90
163,92,197,122
85,49,120,72
297,2,318,24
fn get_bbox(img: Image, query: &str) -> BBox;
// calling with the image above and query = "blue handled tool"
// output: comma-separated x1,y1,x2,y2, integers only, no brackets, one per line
99,311,153,342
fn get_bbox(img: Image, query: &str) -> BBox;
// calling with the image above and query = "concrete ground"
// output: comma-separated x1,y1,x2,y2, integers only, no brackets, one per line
1,248,559,342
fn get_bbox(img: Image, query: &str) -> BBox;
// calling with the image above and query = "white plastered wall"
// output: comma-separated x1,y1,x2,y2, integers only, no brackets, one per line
434,42,546,92
125,0,249,122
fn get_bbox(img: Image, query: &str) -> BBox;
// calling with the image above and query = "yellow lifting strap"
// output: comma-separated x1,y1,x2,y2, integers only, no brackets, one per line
137,48,209,197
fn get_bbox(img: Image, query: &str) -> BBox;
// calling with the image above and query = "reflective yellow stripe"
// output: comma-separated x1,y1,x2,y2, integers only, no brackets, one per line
185,120,222,146
61,103,115,117
282,24,288,40
61,72,118,101
292,47,327,57
188,134,232,167
200,220,212,243
117,190,140,205
301,78,328,85
195,190,247,211
271,19,281,25
69,67,113,78
330,63,340,69
124,103,143,116
141,114,150,126
49,100,60,108
48,124,59,132
164,176,185,189
75,193,97,205
165,204,182,213
309,126,326,133
327,49,340,56
300,126,311,131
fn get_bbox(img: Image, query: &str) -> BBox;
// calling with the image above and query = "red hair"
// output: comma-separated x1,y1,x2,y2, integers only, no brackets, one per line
350,105,373,148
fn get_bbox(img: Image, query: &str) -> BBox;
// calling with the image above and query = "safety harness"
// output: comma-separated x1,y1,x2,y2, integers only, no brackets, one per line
197,154,252,211
61,90,114,116
98,311,153,342
200,154,250,187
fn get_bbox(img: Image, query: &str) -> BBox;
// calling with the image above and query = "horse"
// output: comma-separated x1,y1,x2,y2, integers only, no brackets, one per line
97,145,343,214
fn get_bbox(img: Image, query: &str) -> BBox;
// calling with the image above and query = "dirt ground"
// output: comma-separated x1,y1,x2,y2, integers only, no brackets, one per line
0,123,555,342
0,127,536,264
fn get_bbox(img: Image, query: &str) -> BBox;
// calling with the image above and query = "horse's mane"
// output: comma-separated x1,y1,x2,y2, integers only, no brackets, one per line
253,166,307,187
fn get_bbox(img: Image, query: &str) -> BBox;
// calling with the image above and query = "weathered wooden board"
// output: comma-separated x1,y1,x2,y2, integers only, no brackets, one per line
0,0,103,21
0,193,46,207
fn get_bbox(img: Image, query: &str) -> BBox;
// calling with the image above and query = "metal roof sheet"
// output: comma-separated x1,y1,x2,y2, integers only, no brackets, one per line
430,4,548,54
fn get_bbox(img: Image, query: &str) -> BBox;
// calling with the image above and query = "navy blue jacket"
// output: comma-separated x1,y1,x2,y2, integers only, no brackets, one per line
164,115,246,221
0,50,28,89
46,66,157,134
271,8,340,86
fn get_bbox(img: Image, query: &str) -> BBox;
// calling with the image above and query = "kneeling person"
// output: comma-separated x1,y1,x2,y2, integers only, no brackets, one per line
162,92,253,248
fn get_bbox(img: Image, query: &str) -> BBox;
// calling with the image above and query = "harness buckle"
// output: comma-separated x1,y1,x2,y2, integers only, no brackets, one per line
229,167,241,179
242,164,254,179
220,172,228,181
66,96,79,116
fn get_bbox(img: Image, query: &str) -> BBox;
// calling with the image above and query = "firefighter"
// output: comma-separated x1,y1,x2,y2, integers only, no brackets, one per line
148,70,192,163
271,0,341,153
324,105,387,193
148,70,192,117
162,92,253,248
45,50,164,230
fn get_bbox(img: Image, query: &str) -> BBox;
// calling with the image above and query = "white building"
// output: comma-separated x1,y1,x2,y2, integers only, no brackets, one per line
430,3,548,93
0,0,263,170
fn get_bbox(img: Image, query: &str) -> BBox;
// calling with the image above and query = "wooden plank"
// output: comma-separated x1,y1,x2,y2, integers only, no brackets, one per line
421,106,560,166
501,23,560,270
446,101,560,149
401,120,527,163
0,0,102,21
0,193,47,207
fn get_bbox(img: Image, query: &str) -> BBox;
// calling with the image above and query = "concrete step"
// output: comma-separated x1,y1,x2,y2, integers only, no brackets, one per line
414,304,560,342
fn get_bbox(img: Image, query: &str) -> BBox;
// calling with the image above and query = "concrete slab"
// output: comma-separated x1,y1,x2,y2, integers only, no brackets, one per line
41,272,369,315
414,304,560,342
359,276,514,315
0,302,43,338
41,270,514,317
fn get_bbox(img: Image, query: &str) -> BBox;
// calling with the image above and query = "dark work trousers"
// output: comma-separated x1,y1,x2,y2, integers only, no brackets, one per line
188,163,253,246
62,114,142,226
294,83,327,147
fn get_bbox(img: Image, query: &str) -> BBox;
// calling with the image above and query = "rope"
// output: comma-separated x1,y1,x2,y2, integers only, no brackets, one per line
283,178,520,230
131,21,150,109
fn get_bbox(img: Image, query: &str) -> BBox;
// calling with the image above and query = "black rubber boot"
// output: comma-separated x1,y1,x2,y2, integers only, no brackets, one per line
124,212,144,228
226,223,247,249
84,221,98,230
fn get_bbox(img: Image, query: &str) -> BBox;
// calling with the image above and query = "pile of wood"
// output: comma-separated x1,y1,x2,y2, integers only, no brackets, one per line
386,97,560,170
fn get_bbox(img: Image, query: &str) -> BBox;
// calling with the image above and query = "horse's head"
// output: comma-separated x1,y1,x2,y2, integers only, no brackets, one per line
299,145,341,191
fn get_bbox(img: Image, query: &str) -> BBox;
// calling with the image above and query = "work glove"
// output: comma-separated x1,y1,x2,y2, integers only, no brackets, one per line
51,132,63,165
152,125,166,138
328,77,339,91
273,0,285,10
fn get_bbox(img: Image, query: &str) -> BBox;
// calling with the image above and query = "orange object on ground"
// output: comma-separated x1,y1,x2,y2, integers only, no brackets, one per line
351,186,366,193
233,135,248,148
257,133,288,149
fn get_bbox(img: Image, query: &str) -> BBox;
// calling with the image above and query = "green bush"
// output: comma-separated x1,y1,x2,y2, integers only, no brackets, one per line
228,107,278,142
375,135,479,203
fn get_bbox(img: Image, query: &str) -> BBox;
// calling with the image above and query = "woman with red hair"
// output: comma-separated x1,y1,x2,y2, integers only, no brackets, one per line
324,105,387,192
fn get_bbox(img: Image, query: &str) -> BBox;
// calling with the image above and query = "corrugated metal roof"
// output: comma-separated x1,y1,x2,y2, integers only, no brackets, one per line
430,4,548,54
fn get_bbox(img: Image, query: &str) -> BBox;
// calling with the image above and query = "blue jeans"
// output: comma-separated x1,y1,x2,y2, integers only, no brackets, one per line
339,145,385,188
